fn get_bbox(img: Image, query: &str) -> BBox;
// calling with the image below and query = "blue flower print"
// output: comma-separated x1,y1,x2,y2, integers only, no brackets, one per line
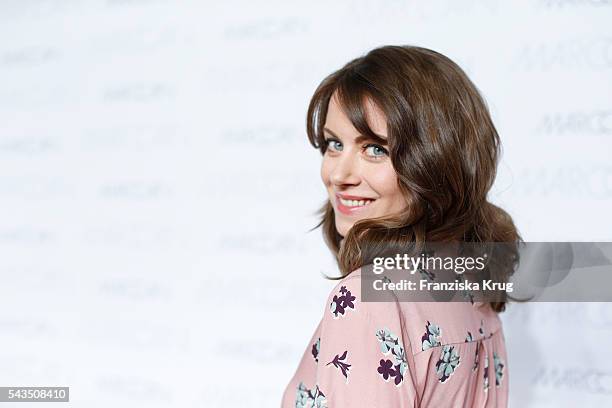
295,382,310,407
376,328,398,354
435,345,461,383
393,347,409,377
375,328,407,386
295,382,327,408
493,351,505,387
421,321,442,351
329,286,356,318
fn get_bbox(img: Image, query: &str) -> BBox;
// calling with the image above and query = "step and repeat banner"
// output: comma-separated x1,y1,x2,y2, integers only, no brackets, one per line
1,1,610,406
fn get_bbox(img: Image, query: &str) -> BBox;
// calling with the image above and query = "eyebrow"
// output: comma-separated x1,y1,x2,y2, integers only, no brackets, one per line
323,127,388,145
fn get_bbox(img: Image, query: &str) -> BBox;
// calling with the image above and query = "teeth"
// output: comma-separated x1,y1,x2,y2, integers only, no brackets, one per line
339,198,373,207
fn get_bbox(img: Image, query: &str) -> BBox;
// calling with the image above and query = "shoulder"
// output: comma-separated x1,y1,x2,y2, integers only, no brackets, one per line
323,269,403,334
321,268,504,357
322,267,401,321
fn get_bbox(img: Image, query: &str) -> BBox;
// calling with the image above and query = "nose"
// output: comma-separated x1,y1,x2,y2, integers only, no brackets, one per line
330,151,361,186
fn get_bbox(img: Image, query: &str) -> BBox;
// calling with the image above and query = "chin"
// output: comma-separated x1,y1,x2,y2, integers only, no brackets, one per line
335,221,353,238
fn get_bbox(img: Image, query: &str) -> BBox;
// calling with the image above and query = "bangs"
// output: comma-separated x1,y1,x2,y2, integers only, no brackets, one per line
308,68,389,152
335,73,388,144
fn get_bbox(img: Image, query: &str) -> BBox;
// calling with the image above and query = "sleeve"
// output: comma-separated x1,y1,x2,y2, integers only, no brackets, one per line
313,274,420,407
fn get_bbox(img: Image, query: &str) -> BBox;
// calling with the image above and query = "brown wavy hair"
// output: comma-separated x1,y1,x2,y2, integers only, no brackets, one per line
306,45,523,313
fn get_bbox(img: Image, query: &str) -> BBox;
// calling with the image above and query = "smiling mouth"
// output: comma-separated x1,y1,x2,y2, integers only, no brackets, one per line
335,194,375,215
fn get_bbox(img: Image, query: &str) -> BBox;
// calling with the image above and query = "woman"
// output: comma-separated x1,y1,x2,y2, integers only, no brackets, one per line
281,45,521,407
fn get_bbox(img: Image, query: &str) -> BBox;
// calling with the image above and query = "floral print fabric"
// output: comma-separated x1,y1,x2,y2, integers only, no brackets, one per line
281,269,509,407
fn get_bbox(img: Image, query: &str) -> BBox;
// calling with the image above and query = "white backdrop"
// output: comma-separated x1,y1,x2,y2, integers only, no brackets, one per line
1,0,611,406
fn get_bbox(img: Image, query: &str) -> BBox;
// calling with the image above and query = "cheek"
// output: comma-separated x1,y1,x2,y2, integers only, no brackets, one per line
367,164,401,197
320,157,332,185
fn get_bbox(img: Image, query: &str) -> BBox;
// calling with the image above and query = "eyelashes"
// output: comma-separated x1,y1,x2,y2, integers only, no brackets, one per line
364,143,389,157
323,137,389,159
324,138,343,152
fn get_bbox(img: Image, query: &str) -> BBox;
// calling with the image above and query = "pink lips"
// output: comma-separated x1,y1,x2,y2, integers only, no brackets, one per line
335,193,375,216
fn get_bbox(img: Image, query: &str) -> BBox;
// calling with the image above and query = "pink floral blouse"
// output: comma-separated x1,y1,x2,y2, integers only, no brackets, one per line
281,268,509,407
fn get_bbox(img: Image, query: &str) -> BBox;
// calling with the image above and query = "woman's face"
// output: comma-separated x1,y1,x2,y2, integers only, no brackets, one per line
320,92,408,237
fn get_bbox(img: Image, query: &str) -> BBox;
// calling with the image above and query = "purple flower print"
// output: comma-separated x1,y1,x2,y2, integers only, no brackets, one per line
377,359,404,385
311,386,327,408
330,295,345,317
329,286,356,318
392,363,404,385
375,327,407,386
477,319,494,339
435,344,461,383
311,337,320,363
421,321,442,351
326,350,351,380
342,290,356,309
377,359,395,380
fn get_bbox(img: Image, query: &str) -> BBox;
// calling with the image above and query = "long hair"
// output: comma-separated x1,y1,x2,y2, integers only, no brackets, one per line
307,45,523,313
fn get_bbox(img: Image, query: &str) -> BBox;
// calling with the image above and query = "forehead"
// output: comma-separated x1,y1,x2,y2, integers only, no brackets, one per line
325,91,387,137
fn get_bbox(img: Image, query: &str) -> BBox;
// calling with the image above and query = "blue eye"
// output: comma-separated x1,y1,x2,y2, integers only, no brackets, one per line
364,144,388,158
325,139,343,152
